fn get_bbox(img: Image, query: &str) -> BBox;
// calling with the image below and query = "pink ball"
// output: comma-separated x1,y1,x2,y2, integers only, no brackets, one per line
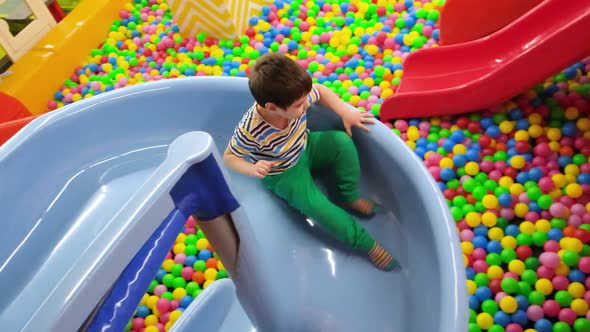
181,267,194,280
156,298,171,313
174,253,186,265
165,252,173,259
473,249,487,261
155,323,165,332
540,252,561,268
544,240,560,252
154,284,167,297
518,193,530,204
278,44,289,53
568,214,582,227
537,265,555,280
500,208,515,220
559,308,578,325
394,120,408,131
460,229,474,241
538,177,555,193
160,312,170,325
550,202,568,217
480,160,494,173
495,292,508,302
543,299,561,317
579,257,590,273
585,290,590,304
132,317,145,330
473,260,488,273
527,305,545,321
506,323,523,332
534,142,552,157
48,100,58,110
185,227,196,234
170,300,180,310
552,275,570,290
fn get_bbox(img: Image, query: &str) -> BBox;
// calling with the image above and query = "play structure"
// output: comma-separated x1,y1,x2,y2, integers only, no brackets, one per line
379,0,590,121
0,76,467,331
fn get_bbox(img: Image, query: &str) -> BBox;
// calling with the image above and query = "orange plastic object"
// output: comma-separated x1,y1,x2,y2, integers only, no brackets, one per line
0,92,31,122
379,0,590,122
0,115,38,146
438,0,543,45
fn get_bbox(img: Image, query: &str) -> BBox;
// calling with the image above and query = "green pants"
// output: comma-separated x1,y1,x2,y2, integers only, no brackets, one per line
261,130,375,252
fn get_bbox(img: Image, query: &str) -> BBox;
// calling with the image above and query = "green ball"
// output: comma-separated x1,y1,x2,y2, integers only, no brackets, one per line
172,277,187,289
501,277,519,294
554,321,572,332
162,291,174,301
217,270,229,279
574,318,590,332
555,290,573,307
192,289,203,298
500,248,517,263
525,257,540,270
486,253,502,266
463,179,478,192
427,9,441,21
516,233,532,246
185,244,197,256
171,263,184,277
147,280,158,293
193,260,207,272
481,299,499,315
452,195,467,207
125,321,132,332
527,187,542,201
573,153,586,166
537,195,553,209
562,250,580,266
518,281,532,296
528,290,545,305
186,281,200,295
551,218,567,230
447,179,460,190
488,325,505,332
162,273,174,287
468,323,482,332
474,273,490,287
473,186,487,200
521,270,538,285
469,309,477,323
450,206,464,221
531,231,548,247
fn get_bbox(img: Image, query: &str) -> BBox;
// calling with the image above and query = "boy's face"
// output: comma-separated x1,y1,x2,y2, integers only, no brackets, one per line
267,93,310,120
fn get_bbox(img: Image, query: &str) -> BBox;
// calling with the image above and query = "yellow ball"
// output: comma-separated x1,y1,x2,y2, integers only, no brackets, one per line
453,144,467,154
488,227,504,241
439,157,454,168
499,121,515,134
482,195,499,209
476,313,494,330
535,219,551,232
501,236,517,249
465,212,482,227
577,117,590,131
535,278,554,295
568,282,585,298
145,314,158,326
465,162,480,176
146,295,159,310
162,259,175,272
173,243,185,255
560,237,583,252
555,262,570,276
203,279,215,289
145,326,159,332
499,176,514,188
204,268,218,281
510,183,525,195
511,155,526,169
514,203,529,218
519,221,535,235
482,212,497,227
500,296,518,313
508,260,525,275
169,310,182,323
546,128,562,141
196,238,210,251
565,107,579,120
176,233,186,244
565,183,583,198
552,174,567,188
515,129,531,140
407,126,420,141
173,288,187,301
461,241,474,255
466,280,477,295
488,266,504,280
571,299,589,316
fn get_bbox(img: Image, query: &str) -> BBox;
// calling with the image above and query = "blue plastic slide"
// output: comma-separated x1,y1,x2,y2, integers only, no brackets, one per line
0,77,467,331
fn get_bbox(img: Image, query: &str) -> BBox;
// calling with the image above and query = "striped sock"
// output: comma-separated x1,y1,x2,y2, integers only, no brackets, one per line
368,242,398,271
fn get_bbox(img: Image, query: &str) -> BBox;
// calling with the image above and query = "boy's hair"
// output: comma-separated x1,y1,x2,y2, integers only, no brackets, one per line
248,53,312,110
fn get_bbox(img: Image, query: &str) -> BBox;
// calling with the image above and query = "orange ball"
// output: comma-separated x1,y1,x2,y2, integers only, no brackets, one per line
192,271,205,284
206,258,218,269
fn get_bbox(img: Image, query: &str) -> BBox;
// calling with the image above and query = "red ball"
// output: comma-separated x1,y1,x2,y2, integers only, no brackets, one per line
456,117,470,129
516,245,533,260
515,141,530,153
377,6,387,16
443,189,456,200
478,135,492,148
376,32,387,44
489,279,502,294
573,229,590,243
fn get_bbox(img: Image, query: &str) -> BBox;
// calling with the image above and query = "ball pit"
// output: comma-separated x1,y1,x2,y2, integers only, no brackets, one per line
47,0,590,331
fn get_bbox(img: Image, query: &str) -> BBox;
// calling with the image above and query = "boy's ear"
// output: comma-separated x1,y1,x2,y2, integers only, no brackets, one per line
265,102,282,112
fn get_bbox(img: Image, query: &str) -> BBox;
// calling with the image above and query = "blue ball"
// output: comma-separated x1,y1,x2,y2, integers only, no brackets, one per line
487,241,502,254
548,228,563,241
453,154,467,167
136,305,150,318
516,119,530,130
569,269,586,283
472,236,488,249
563,121,577,136
443,139,456,152
515,295,529,310
475,287,492,301
516,172,529,184
451,130,466,143
534,319,553,332
180,295,193,308
474,225,488,237
486,125,501,138
578,173,590,185
493,311,511,327
198,249,212,261
440,168,456,181
511,309,528,326
155,269,167,282
185,255,197,268
466,267,475,280
505,225,520,237
528,167,544,181
498,193,513,207
469,296,480,310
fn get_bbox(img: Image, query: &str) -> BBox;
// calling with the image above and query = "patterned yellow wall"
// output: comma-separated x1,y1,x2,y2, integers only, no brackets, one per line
168,0,274,40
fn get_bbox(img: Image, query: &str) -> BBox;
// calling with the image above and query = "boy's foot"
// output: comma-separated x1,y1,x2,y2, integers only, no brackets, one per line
342,198,378,217
368,242,398,271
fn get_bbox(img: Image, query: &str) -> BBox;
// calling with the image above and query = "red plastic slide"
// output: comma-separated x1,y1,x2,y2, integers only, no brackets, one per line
379,0,590,122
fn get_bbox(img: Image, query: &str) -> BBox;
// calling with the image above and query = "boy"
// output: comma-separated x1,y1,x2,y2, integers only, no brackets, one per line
223,53,398,271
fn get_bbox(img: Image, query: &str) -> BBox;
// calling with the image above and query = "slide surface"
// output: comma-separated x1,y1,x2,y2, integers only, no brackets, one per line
379,0,590,122
0,77,467,331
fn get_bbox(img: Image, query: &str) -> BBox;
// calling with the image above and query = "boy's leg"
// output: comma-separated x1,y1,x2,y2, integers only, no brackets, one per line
307,131,377,216
262,157,397,270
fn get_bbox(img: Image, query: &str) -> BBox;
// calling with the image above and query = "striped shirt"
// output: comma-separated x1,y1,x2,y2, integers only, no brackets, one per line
228,86,321,175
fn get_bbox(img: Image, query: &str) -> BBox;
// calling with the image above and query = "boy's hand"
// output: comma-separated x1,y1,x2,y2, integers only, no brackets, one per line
251,160,273,178
340,109,376,137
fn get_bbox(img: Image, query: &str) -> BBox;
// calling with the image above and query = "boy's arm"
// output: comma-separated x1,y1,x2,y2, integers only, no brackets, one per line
313,83,376,136
223,146,256,176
